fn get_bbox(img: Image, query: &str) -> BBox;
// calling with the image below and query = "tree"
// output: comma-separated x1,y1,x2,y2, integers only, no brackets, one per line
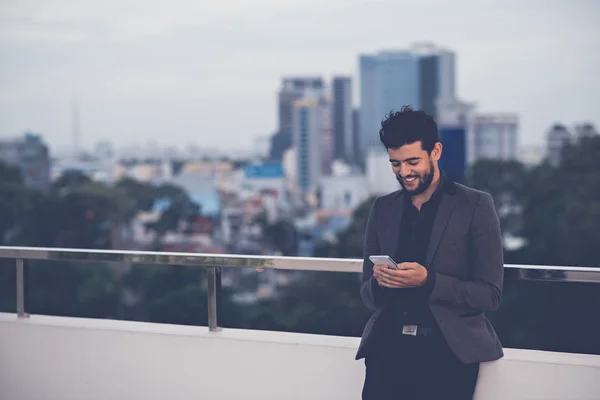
253,213,297,255
122,264,241,327
116,178,159,211
238,197,377,335
144,195,200,250
115,179,200,249
517,136,600,266
52,170,92,192
116,179,188,213
23,182,129,249
467,159,527,234
313,196,376,258
234,271,370,337
0,163,34,243
25,260,122,319
1,169,130,318
483,137,600,354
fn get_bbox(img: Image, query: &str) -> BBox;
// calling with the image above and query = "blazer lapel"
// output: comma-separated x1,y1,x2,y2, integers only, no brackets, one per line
385,194,404,260
426,193,458,267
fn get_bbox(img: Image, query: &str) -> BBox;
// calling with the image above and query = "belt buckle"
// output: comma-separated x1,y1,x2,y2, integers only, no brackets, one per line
402,324,418,336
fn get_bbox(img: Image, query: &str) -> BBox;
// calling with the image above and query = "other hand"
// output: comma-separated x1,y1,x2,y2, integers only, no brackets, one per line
373,262,428,288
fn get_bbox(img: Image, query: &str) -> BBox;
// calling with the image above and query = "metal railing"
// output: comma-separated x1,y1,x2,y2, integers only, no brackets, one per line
1,246,599,331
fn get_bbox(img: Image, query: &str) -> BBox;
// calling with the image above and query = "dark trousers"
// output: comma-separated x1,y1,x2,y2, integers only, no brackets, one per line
362,334,479,400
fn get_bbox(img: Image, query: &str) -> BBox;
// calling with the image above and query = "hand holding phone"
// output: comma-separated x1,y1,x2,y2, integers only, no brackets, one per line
369,255,398,270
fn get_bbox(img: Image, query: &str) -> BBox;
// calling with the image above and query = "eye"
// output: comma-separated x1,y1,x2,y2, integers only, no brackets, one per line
408,161,418,166
391,161,400,167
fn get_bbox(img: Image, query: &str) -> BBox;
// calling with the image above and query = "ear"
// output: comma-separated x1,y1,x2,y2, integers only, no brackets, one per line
431,142,443,161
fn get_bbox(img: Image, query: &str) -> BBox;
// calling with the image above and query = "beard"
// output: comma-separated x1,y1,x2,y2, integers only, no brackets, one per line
396,159,435,196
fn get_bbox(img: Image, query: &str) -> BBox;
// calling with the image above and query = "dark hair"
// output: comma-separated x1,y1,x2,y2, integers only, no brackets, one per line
379,105,438,153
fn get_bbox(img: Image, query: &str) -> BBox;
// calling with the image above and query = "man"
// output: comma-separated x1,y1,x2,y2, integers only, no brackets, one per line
356,106,504,400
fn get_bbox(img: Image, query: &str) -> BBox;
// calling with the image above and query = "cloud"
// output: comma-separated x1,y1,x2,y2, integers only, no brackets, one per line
0,0,598,150
0,0,332,44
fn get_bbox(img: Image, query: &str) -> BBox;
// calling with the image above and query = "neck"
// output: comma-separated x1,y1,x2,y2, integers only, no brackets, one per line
411,168,441,209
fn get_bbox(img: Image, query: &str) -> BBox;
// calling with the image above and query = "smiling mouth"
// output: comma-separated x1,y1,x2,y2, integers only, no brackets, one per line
404,176,418,183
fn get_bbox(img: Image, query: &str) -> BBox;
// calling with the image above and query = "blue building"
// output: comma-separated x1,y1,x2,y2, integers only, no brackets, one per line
243,162,284,179
359,51,420,160
439,127,466,182
358,44,456,165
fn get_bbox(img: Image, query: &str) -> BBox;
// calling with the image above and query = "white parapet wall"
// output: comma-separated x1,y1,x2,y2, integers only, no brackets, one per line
1,313,599,400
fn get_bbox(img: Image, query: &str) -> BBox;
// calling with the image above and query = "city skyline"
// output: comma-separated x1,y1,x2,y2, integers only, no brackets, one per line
1,0,598,153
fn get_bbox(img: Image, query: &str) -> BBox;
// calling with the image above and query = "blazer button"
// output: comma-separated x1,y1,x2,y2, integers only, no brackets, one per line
403,311,408,316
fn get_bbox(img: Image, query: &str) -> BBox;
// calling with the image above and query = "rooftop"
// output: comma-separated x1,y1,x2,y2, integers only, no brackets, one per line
0,247,599,399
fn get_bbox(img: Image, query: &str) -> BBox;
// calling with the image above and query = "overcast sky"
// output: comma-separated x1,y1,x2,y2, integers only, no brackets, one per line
0,0,598,154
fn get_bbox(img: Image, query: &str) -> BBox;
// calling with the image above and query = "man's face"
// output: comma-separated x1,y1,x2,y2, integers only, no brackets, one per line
388,141,441,196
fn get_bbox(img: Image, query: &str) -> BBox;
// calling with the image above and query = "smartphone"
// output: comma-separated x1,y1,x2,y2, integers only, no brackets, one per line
369,255,398,270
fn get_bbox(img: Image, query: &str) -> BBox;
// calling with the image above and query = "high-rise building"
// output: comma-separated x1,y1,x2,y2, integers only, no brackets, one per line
546,124,572,167
359,51,420,159
331,77,353,162
320,99,334,177
472,113,519,163
292,95,329,193
436,98,476,182
352,108,360,163
0,133,51,191
271,77,325,161
413,42,456,119
278,77,324,136
358,44,456,163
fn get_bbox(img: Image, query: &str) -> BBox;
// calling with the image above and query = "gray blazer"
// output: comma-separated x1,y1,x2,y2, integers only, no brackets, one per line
356,179,504,364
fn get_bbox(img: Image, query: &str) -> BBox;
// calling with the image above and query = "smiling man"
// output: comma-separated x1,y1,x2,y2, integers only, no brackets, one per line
356,106,504,400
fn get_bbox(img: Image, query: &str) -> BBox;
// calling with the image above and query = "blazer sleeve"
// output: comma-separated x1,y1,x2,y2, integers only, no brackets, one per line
359,197,392,311
429,192,503,311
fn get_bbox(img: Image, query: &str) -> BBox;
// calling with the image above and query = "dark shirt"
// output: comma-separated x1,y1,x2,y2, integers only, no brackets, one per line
388,172,447,329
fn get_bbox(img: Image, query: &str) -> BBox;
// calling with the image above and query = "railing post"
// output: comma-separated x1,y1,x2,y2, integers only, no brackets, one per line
16,259,28,318
207,266,221,332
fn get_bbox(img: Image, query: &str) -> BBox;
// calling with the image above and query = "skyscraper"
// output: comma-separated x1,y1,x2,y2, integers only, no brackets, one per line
358,44,456,164
473,113,519,163
270,77,325,161
331,77,353,162
359,51,420,160
292,95,329,192
278,77,324,136
352,108,360,162
436,98,476,182
413,43,456,119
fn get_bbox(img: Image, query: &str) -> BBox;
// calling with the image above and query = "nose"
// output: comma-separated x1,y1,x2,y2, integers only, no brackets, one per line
399,164,412,178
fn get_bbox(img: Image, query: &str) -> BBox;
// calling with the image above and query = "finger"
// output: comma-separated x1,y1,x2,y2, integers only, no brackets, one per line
379,280,406,289
375,274,390,286
390,267,419,277
379,270,404,280
399,262,420,270
375,276,387,287
378,274,407,286
379,268,412,279
373,265,385,273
